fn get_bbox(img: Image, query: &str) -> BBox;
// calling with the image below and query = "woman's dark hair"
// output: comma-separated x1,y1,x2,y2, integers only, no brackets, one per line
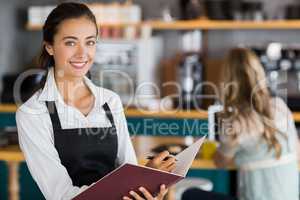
39,2,98,69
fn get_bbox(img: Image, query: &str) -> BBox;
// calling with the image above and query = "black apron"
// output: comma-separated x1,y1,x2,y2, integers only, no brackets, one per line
45,101,118,187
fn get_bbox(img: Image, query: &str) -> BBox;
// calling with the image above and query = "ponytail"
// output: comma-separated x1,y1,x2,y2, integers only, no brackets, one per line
36,46,53,90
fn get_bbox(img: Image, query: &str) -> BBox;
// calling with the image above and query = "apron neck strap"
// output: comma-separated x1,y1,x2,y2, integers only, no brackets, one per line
45,101,62,129
45,101,116,129
102,103,115,126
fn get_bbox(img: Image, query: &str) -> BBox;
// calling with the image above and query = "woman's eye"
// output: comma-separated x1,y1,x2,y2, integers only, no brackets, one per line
87,40,96,46
65,41,76,46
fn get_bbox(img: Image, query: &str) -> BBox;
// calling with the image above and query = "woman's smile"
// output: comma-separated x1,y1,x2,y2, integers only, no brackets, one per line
69,60,89,69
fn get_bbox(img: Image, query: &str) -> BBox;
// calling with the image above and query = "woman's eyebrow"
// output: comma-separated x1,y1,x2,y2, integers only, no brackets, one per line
86,35,97,39
62,35,96,41
62,36,77,40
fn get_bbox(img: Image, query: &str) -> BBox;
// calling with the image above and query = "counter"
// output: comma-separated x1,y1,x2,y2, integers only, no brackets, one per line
0,104,299,199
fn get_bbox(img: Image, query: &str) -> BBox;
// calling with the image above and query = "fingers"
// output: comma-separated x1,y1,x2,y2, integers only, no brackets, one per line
159,157,176,171
152,151,170,163
156,185,168,200
165,162,176,172
145,151,177,173
124,187,163,200
146,151,174,169
123,197,133,200
139,187,154,199
128,190,145,200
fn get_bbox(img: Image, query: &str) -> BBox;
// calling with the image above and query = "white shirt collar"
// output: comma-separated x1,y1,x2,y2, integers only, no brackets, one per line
38,67,99,104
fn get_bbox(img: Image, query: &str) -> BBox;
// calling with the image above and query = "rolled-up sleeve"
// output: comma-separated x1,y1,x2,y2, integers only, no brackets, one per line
16,109,88,200
218,118,241,158
218,133,240,158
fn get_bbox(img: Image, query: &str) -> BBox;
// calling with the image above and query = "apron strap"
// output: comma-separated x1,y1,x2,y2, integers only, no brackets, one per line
240,153,297,171
45,101,62,129
45,101,115,129
102,103,115,126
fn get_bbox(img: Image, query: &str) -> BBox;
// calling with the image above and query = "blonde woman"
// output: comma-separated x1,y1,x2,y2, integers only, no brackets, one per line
214,48,299,200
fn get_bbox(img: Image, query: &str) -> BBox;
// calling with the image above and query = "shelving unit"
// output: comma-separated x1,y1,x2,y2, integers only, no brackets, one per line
148,19,300,30
2,103,300,121
26,19,300,31
26,22,142,31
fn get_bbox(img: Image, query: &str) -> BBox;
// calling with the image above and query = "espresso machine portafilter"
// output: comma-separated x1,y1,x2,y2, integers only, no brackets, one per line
177,53,203,110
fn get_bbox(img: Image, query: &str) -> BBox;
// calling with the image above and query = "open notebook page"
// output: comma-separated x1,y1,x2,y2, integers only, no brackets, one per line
172,136,206,176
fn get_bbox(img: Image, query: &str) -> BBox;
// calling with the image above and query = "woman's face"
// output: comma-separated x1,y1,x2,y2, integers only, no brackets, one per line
45,16,97,80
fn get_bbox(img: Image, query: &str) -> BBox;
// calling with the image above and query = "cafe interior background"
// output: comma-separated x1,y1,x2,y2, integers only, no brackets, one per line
1,0,300,199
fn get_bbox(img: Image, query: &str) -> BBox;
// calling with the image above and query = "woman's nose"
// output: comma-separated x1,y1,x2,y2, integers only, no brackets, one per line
75,44,87,57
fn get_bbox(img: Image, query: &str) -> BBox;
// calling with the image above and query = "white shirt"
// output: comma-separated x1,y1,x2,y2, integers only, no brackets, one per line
16,68,137,200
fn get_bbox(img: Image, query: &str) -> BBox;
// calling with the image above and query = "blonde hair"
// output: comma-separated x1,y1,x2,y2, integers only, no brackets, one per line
220,48,283,158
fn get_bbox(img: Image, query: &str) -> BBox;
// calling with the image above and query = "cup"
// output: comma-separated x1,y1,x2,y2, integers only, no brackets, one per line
200,140,218,160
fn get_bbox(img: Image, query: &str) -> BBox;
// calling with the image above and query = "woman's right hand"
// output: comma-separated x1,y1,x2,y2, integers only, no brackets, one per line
123,184,168,200
145,151,176,172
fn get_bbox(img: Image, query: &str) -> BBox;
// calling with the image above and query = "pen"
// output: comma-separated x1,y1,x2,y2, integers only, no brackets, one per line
146,155,177,161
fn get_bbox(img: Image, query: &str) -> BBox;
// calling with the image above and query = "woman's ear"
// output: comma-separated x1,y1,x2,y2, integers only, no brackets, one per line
44,42,54,56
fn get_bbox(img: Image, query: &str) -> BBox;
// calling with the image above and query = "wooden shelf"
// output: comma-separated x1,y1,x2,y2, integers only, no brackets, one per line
0,145,223,169
148,19,300,30
125,108,208,119
0,104,208,119
0,104,18,113
27,20,300,31
0,145,24,162
4,145,300,170
138,158,220,169
2,104,300,121
292,112,300,122
26,22,141,31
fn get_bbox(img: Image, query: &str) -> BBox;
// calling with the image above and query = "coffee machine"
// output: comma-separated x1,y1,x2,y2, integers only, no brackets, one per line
174,52,204,110
252,43,300,111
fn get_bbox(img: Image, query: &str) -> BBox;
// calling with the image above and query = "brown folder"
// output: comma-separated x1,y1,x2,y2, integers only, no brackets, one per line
73,137,205,200
72,163,183,200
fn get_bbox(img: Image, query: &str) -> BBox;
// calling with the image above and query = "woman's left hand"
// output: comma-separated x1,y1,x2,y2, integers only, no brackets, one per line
145,151,176,172
122,184,168,200
213,150,234,168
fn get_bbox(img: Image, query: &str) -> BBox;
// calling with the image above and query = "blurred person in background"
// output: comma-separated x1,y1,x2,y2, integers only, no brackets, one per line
214,48,299,200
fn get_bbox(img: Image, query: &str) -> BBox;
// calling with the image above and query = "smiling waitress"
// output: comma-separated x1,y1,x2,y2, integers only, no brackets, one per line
16,3,176,200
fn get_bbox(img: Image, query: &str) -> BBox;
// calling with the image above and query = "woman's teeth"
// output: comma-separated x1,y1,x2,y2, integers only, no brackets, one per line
70,61,87,69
